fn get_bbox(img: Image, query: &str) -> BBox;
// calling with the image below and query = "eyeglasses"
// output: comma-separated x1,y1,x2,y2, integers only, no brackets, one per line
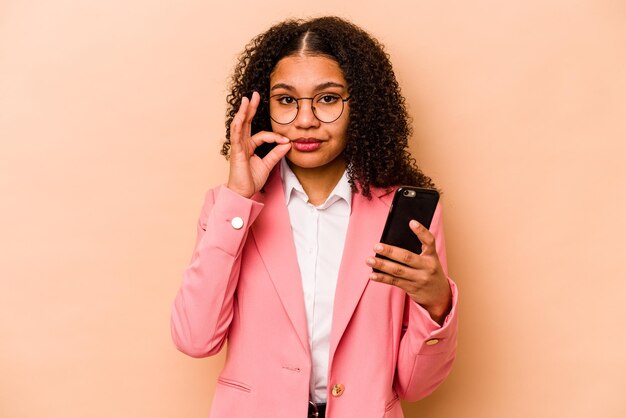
268,92,351,125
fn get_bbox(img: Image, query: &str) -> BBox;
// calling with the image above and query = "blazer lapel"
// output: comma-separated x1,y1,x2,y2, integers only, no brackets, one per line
329,187,394,361
251,169,310,355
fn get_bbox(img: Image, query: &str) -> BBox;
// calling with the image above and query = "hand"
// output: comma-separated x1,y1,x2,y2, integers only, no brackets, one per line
227,91,291,198
366,220,452,325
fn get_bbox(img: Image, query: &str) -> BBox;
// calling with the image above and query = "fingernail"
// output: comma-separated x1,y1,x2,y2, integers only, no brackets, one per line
365,257,375,266
410,220,420,228
374,244,383,252
369,273,379,281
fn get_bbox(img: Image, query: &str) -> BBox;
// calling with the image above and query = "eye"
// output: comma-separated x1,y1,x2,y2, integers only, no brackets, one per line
316,94,340,104
276,95,296,105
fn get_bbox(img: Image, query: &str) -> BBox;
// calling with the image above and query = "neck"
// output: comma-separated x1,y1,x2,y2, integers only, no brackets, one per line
288,158,346,206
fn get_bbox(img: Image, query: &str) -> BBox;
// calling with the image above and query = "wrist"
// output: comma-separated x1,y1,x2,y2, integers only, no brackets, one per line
428,301,451,326
418,287,452,326
226,182,253,199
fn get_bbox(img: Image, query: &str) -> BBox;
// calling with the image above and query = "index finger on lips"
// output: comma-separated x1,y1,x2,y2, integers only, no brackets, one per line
409,220,436,256
249,131,291,148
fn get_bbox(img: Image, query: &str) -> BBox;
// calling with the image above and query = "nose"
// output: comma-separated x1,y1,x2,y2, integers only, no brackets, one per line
293,98,320,128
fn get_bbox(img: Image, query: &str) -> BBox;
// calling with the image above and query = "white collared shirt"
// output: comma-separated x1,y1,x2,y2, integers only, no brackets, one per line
280,158,352,403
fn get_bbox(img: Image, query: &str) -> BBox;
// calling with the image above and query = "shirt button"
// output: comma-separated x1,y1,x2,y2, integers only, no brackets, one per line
231,217,244,230
426,338,439,346
331,383,345,397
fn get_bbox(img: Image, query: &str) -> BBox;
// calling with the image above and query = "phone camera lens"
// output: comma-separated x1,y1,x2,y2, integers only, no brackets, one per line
403,189,416,197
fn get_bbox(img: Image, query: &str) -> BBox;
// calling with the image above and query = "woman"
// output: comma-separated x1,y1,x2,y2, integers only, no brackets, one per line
171,16,458,418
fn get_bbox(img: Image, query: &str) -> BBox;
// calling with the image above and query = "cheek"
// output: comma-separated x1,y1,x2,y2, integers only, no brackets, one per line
339,108,350,135
335,117,350,145
270,121,284,134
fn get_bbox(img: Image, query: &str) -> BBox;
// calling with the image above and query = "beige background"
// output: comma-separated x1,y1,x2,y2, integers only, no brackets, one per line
2,0,625,417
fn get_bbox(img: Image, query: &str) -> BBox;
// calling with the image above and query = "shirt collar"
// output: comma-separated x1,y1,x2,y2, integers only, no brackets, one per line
280,158,352,210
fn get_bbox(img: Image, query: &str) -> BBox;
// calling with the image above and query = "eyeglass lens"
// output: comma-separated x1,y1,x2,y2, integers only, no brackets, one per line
269,92,347,124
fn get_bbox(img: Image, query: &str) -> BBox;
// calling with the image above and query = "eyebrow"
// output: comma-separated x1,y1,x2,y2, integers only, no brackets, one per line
270,81,346,92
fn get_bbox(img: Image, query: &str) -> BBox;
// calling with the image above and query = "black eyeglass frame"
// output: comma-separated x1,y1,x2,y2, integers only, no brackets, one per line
267,92,352,125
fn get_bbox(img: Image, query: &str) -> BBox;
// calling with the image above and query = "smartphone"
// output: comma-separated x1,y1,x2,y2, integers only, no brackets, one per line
376,187,440,264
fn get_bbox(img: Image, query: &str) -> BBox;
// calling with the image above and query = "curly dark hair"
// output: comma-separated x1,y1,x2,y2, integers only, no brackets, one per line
221,16,436,197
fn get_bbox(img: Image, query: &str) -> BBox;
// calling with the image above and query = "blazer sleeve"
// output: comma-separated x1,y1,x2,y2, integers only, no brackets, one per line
170,185,264,358
393,202,459,401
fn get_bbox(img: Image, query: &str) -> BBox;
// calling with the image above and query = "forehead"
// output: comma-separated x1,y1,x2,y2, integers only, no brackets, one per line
270,55,347,89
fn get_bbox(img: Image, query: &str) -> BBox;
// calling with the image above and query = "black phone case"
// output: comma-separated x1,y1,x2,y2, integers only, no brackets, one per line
377,187,440,260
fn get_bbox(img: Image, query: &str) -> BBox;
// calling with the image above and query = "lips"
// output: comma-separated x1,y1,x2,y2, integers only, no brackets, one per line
291,137,323,152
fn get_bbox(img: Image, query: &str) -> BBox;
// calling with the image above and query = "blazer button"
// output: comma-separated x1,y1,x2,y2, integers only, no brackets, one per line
331,383,345,397
426,338,439,346
231,217,244,230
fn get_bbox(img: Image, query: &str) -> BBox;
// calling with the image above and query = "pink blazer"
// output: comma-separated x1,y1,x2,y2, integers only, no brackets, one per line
171,168,458,418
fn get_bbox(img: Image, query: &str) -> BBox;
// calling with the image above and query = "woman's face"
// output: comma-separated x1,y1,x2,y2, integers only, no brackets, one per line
269,55,350,172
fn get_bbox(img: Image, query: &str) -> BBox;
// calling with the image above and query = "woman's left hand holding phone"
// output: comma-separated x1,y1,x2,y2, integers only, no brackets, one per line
227,91,292,198
366,220,452,325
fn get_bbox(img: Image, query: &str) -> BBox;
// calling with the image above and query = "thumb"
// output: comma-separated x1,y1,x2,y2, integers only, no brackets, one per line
261,143,291,170
409,220,436,255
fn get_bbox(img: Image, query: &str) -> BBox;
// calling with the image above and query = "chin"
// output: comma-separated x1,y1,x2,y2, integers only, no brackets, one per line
286,152,345,171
